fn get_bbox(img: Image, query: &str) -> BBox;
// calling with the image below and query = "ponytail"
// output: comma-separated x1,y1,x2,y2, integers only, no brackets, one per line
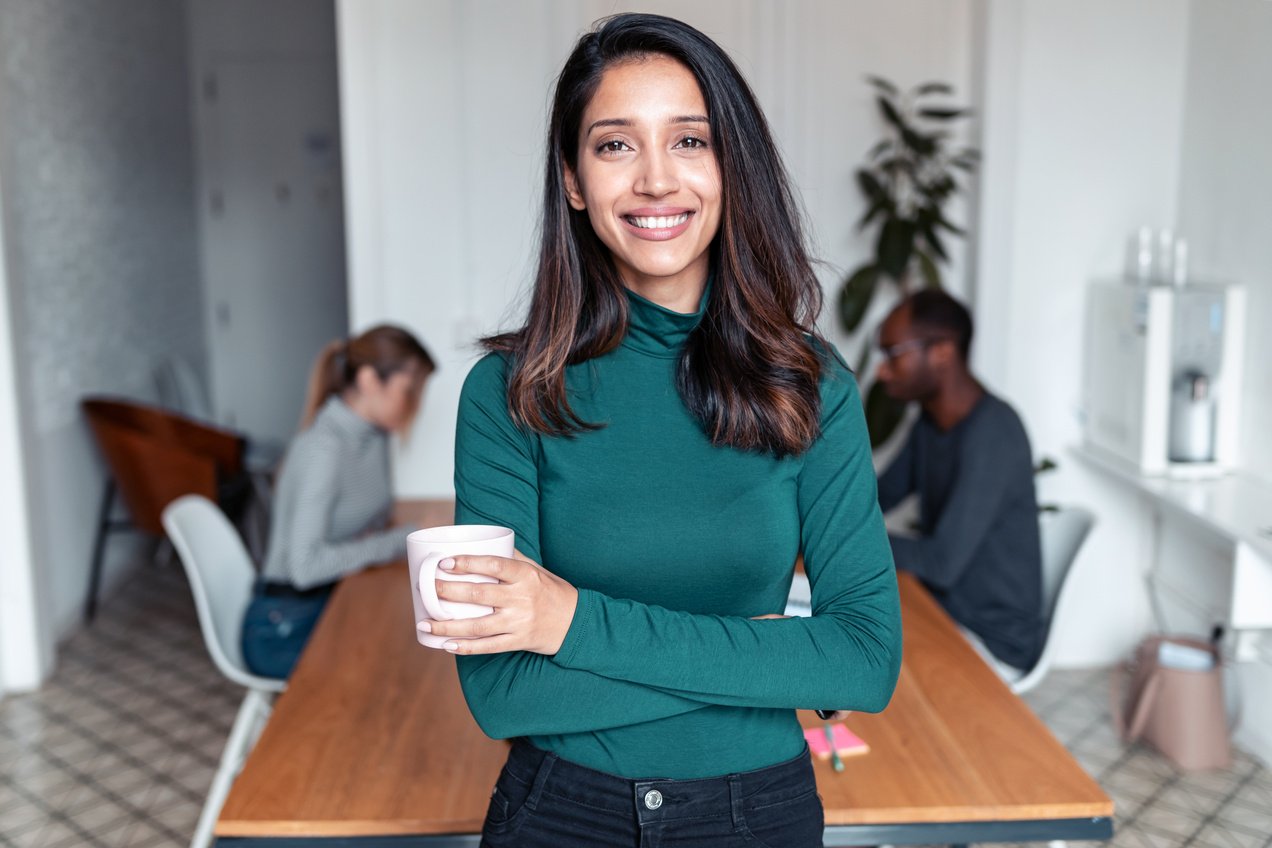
299,339,351,429
297,325,436,431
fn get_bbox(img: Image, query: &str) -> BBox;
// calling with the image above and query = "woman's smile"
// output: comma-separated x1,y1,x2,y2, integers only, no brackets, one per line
622,208,694,239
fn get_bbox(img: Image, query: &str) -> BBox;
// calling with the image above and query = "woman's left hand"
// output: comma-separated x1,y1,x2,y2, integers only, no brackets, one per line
750,613,847,720
420,550,578,656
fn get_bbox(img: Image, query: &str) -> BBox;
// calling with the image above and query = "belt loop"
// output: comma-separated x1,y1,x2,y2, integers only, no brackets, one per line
728,773,746,831
524,751,558,813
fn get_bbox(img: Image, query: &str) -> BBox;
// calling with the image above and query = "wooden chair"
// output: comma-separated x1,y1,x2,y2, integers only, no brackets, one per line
81,396,248,622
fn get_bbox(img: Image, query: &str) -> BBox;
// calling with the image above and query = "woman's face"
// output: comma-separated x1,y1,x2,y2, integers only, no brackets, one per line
565,55,723,305
358,359,430,434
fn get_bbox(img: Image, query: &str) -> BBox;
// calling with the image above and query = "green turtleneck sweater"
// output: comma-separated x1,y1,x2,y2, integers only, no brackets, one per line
453,287,901,779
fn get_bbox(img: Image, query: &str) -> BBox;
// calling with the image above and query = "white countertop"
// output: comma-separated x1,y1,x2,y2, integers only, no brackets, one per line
1071,443,1272,563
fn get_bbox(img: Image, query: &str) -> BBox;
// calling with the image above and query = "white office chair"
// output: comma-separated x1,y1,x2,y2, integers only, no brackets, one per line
1011,506,1096,695
162,495,286,848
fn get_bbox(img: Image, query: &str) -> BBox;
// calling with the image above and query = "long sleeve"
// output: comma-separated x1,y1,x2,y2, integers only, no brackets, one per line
274,444,407,589
453,355,712,739
876,428,915,513
887,418,1010,591
550,361,902,713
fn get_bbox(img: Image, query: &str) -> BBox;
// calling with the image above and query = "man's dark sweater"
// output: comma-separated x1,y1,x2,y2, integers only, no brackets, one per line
878,393,1043,671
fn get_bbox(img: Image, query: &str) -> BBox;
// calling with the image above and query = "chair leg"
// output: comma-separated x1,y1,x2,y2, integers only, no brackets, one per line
153,537,176,570
84,480,116,623
190,688,274,848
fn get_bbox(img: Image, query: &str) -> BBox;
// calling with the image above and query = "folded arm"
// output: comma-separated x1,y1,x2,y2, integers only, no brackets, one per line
550,364,902,713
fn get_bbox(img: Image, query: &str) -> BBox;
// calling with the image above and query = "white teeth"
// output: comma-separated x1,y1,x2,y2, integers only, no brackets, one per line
628,213,689,229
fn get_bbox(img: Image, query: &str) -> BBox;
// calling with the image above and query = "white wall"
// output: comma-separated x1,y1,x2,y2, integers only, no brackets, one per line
1175,1,1272,486
338,0,977,497
1173,0,1272,765
187,0,348,443
0,156,49,692
973,0,1192,666
0,0,205,651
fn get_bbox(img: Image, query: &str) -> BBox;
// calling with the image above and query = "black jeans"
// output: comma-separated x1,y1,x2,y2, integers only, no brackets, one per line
480,740,824,848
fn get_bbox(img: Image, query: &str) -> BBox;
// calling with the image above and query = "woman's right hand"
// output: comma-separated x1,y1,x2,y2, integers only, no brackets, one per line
420,550,578,656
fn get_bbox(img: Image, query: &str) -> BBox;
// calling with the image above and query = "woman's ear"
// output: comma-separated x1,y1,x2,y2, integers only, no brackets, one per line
564,164,586,211
353,363,381,395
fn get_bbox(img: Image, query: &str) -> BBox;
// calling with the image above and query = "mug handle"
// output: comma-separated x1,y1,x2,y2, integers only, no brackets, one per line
417,552,454,621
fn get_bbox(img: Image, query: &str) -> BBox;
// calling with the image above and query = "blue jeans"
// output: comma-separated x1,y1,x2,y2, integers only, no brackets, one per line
240,582,334,679
481,740,824,848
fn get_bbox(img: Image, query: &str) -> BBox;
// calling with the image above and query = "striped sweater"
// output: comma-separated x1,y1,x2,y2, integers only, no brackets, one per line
261,396,411,588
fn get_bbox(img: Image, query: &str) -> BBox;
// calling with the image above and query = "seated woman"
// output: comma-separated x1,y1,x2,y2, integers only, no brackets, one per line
242,324,435,679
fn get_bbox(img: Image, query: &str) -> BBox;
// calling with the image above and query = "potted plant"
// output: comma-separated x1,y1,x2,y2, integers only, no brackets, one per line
838,75,978,446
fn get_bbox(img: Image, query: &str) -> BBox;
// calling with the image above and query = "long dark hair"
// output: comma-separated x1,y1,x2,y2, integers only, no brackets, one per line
485,13,825,457
301,324,435,430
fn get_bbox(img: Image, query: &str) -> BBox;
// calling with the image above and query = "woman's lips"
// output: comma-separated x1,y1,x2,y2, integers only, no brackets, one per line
621,210,693,241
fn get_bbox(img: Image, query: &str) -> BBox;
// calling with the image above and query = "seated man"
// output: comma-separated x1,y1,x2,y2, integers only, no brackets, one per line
874,290,1043,681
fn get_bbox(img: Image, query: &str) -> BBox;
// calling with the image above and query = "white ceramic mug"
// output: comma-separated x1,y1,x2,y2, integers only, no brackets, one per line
407,524,512,649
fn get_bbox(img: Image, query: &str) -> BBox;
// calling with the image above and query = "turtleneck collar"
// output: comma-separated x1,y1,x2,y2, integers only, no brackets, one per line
318,394,383,442
621,279,711,358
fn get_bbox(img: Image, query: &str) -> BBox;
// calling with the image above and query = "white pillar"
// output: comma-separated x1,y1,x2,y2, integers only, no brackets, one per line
0,160,52,693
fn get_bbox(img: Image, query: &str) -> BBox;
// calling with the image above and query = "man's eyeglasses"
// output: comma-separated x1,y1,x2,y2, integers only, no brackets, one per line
876,336,953,362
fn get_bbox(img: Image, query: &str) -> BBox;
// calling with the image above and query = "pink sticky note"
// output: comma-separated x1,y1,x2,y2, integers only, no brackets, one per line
804,723,870,759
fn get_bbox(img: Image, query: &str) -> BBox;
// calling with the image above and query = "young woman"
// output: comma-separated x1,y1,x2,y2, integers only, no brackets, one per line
424,14,901,846
242,325,434,679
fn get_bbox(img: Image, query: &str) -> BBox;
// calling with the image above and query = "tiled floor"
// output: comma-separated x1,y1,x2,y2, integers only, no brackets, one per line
0,564,238,848
1,562,1270,847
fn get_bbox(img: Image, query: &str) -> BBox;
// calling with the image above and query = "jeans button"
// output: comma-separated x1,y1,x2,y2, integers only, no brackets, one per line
644,789,663,810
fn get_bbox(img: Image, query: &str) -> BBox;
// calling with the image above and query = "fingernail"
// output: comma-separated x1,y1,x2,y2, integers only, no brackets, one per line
439,558,456,571
443,641,459,651
416,621,432,633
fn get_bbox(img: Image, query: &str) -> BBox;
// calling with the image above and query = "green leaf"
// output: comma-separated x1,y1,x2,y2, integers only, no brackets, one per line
837,264,880,334
900,128,937,157
915,250,942,288
877,219,917,280
924,227,949,261
854,340,872,377
856,200,887,231
864,380,908,448
879,156,917,178
918,107,972,121
866,139,891,160
877,96,906,132
1034,456,1059,475
855,169,887,204
866,75,899,97
919,176,957,201
914,81,954,96
951,157,977,172
956,147,982,161
935,214,965,236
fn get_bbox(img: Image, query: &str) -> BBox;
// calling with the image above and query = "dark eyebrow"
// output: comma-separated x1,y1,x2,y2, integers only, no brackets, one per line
586,118,633,136
585,114,710,136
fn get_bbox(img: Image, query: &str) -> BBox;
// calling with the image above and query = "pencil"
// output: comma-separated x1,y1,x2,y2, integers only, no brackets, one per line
823,724,844,773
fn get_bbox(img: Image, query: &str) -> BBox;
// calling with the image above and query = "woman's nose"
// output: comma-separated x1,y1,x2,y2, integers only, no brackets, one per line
635,150,678,197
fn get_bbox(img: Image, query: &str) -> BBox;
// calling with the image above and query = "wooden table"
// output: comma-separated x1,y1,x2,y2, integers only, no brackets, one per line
216,501,1112,846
